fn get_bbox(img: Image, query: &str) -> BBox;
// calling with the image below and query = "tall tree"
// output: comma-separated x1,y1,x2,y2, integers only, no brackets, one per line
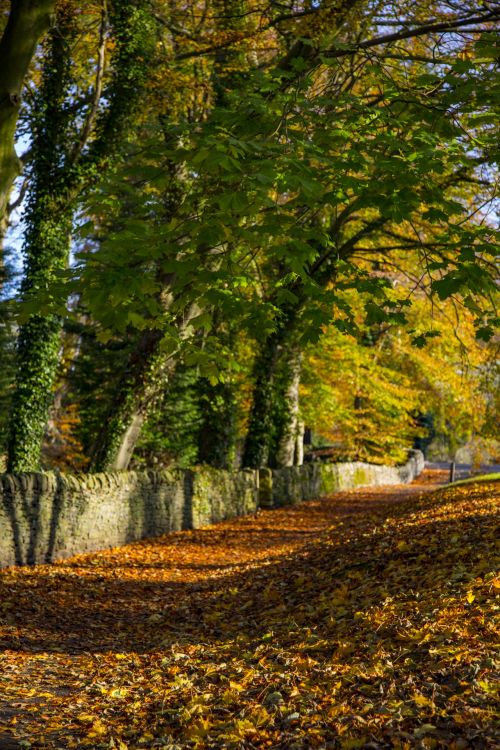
7,0,156,472
81,0,368,470
6,0,498,473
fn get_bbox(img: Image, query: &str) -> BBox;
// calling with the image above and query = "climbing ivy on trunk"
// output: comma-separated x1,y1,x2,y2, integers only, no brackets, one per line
7,0,156,472
7,5,76,473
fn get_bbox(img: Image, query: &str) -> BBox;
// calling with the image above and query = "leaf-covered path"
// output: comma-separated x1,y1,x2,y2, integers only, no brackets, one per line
0,471,498,749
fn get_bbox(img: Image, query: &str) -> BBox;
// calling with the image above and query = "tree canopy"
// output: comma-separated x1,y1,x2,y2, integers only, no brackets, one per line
0,0,498,473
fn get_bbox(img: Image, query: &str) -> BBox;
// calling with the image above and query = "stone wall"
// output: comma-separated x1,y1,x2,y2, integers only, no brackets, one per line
261,449,425,507
0,467,259,567
0,451,424,567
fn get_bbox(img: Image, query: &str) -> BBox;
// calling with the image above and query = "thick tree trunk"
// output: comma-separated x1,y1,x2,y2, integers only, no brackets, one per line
89,295,199,472
195,319,238,469
89,329,173,472
241,329,284,469
197,377,237,469
6,7,74,473
275,348,302,468
242,309,305,470
7,1,156,472
7,218,71,472
0,0,55,223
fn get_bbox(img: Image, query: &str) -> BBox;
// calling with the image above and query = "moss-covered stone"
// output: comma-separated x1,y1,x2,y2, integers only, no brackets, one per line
258,469,273,508
0,452,423,568
0,467,259,566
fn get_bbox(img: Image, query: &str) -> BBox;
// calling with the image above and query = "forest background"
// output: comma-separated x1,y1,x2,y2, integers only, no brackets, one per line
0,0,498,477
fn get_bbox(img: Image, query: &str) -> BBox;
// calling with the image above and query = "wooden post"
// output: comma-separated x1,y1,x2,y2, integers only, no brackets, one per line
449,461,456,483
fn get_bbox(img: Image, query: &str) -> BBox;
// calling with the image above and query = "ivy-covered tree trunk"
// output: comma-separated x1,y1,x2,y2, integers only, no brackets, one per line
7,10,75,473
241,326,289,469
88,329,177,471
0,253,16,453
242,308,305,469
7,219,73,473
194,318,238,469
197,377,237,469
0,0,56,225
7,0,155,472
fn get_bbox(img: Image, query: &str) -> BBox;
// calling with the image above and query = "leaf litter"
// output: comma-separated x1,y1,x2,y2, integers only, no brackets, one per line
0,470,498,749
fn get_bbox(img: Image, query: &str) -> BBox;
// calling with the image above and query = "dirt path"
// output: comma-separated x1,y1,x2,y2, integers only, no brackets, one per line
0,469,498,749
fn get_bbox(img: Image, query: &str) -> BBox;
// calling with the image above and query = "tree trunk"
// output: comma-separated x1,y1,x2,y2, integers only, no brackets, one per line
108,413,145,471
89,329,173,471
242,307,305,469
7,230,71,473
7,1,156,472
7,8,75,473
295,420,304,466
241,329,284,469
275,348,302,468
0,0,56,224
197,377,237,469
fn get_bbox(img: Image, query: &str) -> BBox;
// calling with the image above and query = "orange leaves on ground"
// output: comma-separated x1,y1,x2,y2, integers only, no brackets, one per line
0,471,498,748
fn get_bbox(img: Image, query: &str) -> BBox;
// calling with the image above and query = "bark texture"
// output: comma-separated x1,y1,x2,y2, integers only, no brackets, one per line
0,0,55,222
89,330,172,472
275,348,302,468
7,8,74,474
197,377,237,469
241,330,284,469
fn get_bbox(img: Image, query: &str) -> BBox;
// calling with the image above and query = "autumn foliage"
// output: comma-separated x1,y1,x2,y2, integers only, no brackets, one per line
0,473,498,748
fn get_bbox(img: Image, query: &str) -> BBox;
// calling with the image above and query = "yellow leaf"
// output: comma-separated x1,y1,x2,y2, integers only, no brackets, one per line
465,591,475,604
109,688,129,699
109,741,129,750
341,737,368,749
87,719,107,737
246,706,270,726
186,718,211,741
333,642,355,659
413,692,434,708
221,689,236,704
77,713,94,723
232,718,257,738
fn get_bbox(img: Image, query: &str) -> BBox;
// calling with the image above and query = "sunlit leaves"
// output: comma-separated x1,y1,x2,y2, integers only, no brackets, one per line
0,476,498,747
301,291,496,464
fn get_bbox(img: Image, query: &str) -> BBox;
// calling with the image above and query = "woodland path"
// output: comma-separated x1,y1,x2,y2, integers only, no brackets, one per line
0,468,498,749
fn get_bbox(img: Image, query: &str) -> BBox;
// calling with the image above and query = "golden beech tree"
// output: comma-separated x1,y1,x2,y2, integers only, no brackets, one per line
301,293,497,464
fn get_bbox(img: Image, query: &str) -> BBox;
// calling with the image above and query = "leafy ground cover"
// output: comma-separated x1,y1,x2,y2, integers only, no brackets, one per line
0,470,498,750
449,474,500,487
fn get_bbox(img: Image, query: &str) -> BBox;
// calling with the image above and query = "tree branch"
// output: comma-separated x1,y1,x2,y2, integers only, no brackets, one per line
321,10,500,61
69,0,108,165
0,0,57,224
